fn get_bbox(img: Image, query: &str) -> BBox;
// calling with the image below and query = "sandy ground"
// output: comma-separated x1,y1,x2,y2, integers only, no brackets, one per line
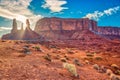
0,40,120,80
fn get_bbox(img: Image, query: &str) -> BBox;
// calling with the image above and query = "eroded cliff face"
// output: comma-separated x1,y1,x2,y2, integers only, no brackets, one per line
34,17,98,40
35,17,98,31
97,27,120,40
98,27,120,35
2,19,41,40
2,17,120,40
34,17,120,40
2,29,40,40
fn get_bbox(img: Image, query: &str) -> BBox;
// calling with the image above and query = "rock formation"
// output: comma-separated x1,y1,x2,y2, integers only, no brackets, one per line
2,19,40,40
34,17,120,40
34,17,99,40
2,17,120,40
11,19,17,33
35,17,98,32
97,27,120,39
21,23,24,31
97,27,120,35
22,19,42,40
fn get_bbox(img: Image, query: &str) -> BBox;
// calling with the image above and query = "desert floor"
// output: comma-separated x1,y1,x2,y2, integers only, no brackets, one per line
0,40,120,80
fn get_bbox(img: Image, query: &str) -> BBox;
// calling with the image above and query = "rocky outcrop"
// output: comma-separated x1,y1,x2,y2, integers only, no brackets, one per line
35,17,98,32
34,17,98,40
34,17,120,40
2,17,120,40
11,19,18,33
98,27,120,35
97,27,120,40
2,19,40,40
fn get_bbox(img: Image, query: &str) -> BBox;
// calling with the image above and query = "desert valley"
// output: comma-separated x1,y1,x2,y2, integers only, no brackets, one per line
0,17,120,80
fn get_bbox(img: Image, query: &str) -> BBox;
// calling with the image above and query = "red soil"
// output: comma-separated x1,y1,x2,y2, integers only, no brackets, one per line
0,40,120,80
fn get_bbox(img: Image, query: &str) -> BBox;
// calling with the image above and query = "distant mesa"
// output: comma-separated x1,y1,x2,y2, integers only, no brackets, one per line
1,17,120,40
34,17,120,40
1,19,40,40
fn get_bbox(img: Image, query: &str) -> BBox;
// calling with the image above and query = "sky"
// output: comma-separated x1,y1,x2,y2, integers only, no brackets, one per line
0,0,120,37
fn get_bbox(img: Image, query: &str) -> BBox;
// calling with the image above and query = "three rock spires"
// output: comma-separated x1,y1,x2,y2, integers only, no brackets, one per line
11,18,31,33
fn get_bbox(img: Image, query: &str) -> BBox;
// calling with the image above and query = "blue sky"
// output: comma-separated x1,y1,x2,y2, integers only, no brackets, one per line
0,0,120,37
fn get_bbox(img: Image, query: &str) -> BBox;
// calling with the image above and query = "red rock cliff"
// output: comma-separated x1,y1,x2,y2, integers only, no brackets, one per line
35,17,97,32
2,19,40,40
34,17,120,40
34,17,98,40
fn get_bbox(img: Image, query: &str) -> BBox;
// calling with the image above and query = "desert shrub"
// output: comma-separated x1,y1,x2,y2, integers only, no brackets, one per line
73,59,81,66
106,69,120,80
110,73,120,80
61,58,67,62
23,46,31,54
34,46,42,51
24,45,30,48
54,54,60,59
84,57,93,60
44,54,51,62
63,63,79,77
115,70,120,75
34,46,40,50
15,41,19,44
95,56,103,60
1,40,6,42
64,54,69,60
86,53,94,57
64,56,69,60
117,70,120,75
93,64,100,70
111,64,119,69
67,49,74,54
49,45,57,48
98,66,107,73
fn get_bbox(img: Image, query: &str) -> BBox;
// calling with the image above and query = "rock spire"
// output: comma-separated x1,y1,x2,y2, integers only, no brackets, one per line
11,18,17,33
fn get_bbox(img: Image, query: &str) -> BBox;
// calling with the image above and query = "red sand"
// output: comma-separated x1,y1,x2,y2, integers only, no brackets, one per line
0,40,120,80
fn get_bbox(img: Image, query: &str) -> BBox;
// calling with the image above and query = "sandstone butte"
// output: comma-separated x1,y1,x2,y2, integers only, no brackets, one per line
2,17,120,40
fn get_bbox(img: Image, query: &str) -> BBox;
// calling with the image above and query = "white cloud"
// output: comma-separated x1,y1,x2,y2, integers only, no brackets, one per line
0,0,43,28
84,6,120,21
42,0,68,13
104,6,120,15
0,7,27,24
0,27,12,31
0,27,11,37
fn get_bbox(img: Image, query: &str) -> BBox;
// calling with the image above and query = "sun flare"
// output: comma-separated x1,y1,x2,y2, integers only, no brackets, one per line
16,15,27,28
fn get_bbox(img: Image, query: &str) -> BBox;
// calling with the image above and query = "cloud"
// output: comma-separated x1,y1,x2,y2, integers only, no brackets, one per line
41,0,68,13
84,6,120,21
104,6,120,15
0,7,27,24
0,27,12,31
0,27,11,37
0,0,43,27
